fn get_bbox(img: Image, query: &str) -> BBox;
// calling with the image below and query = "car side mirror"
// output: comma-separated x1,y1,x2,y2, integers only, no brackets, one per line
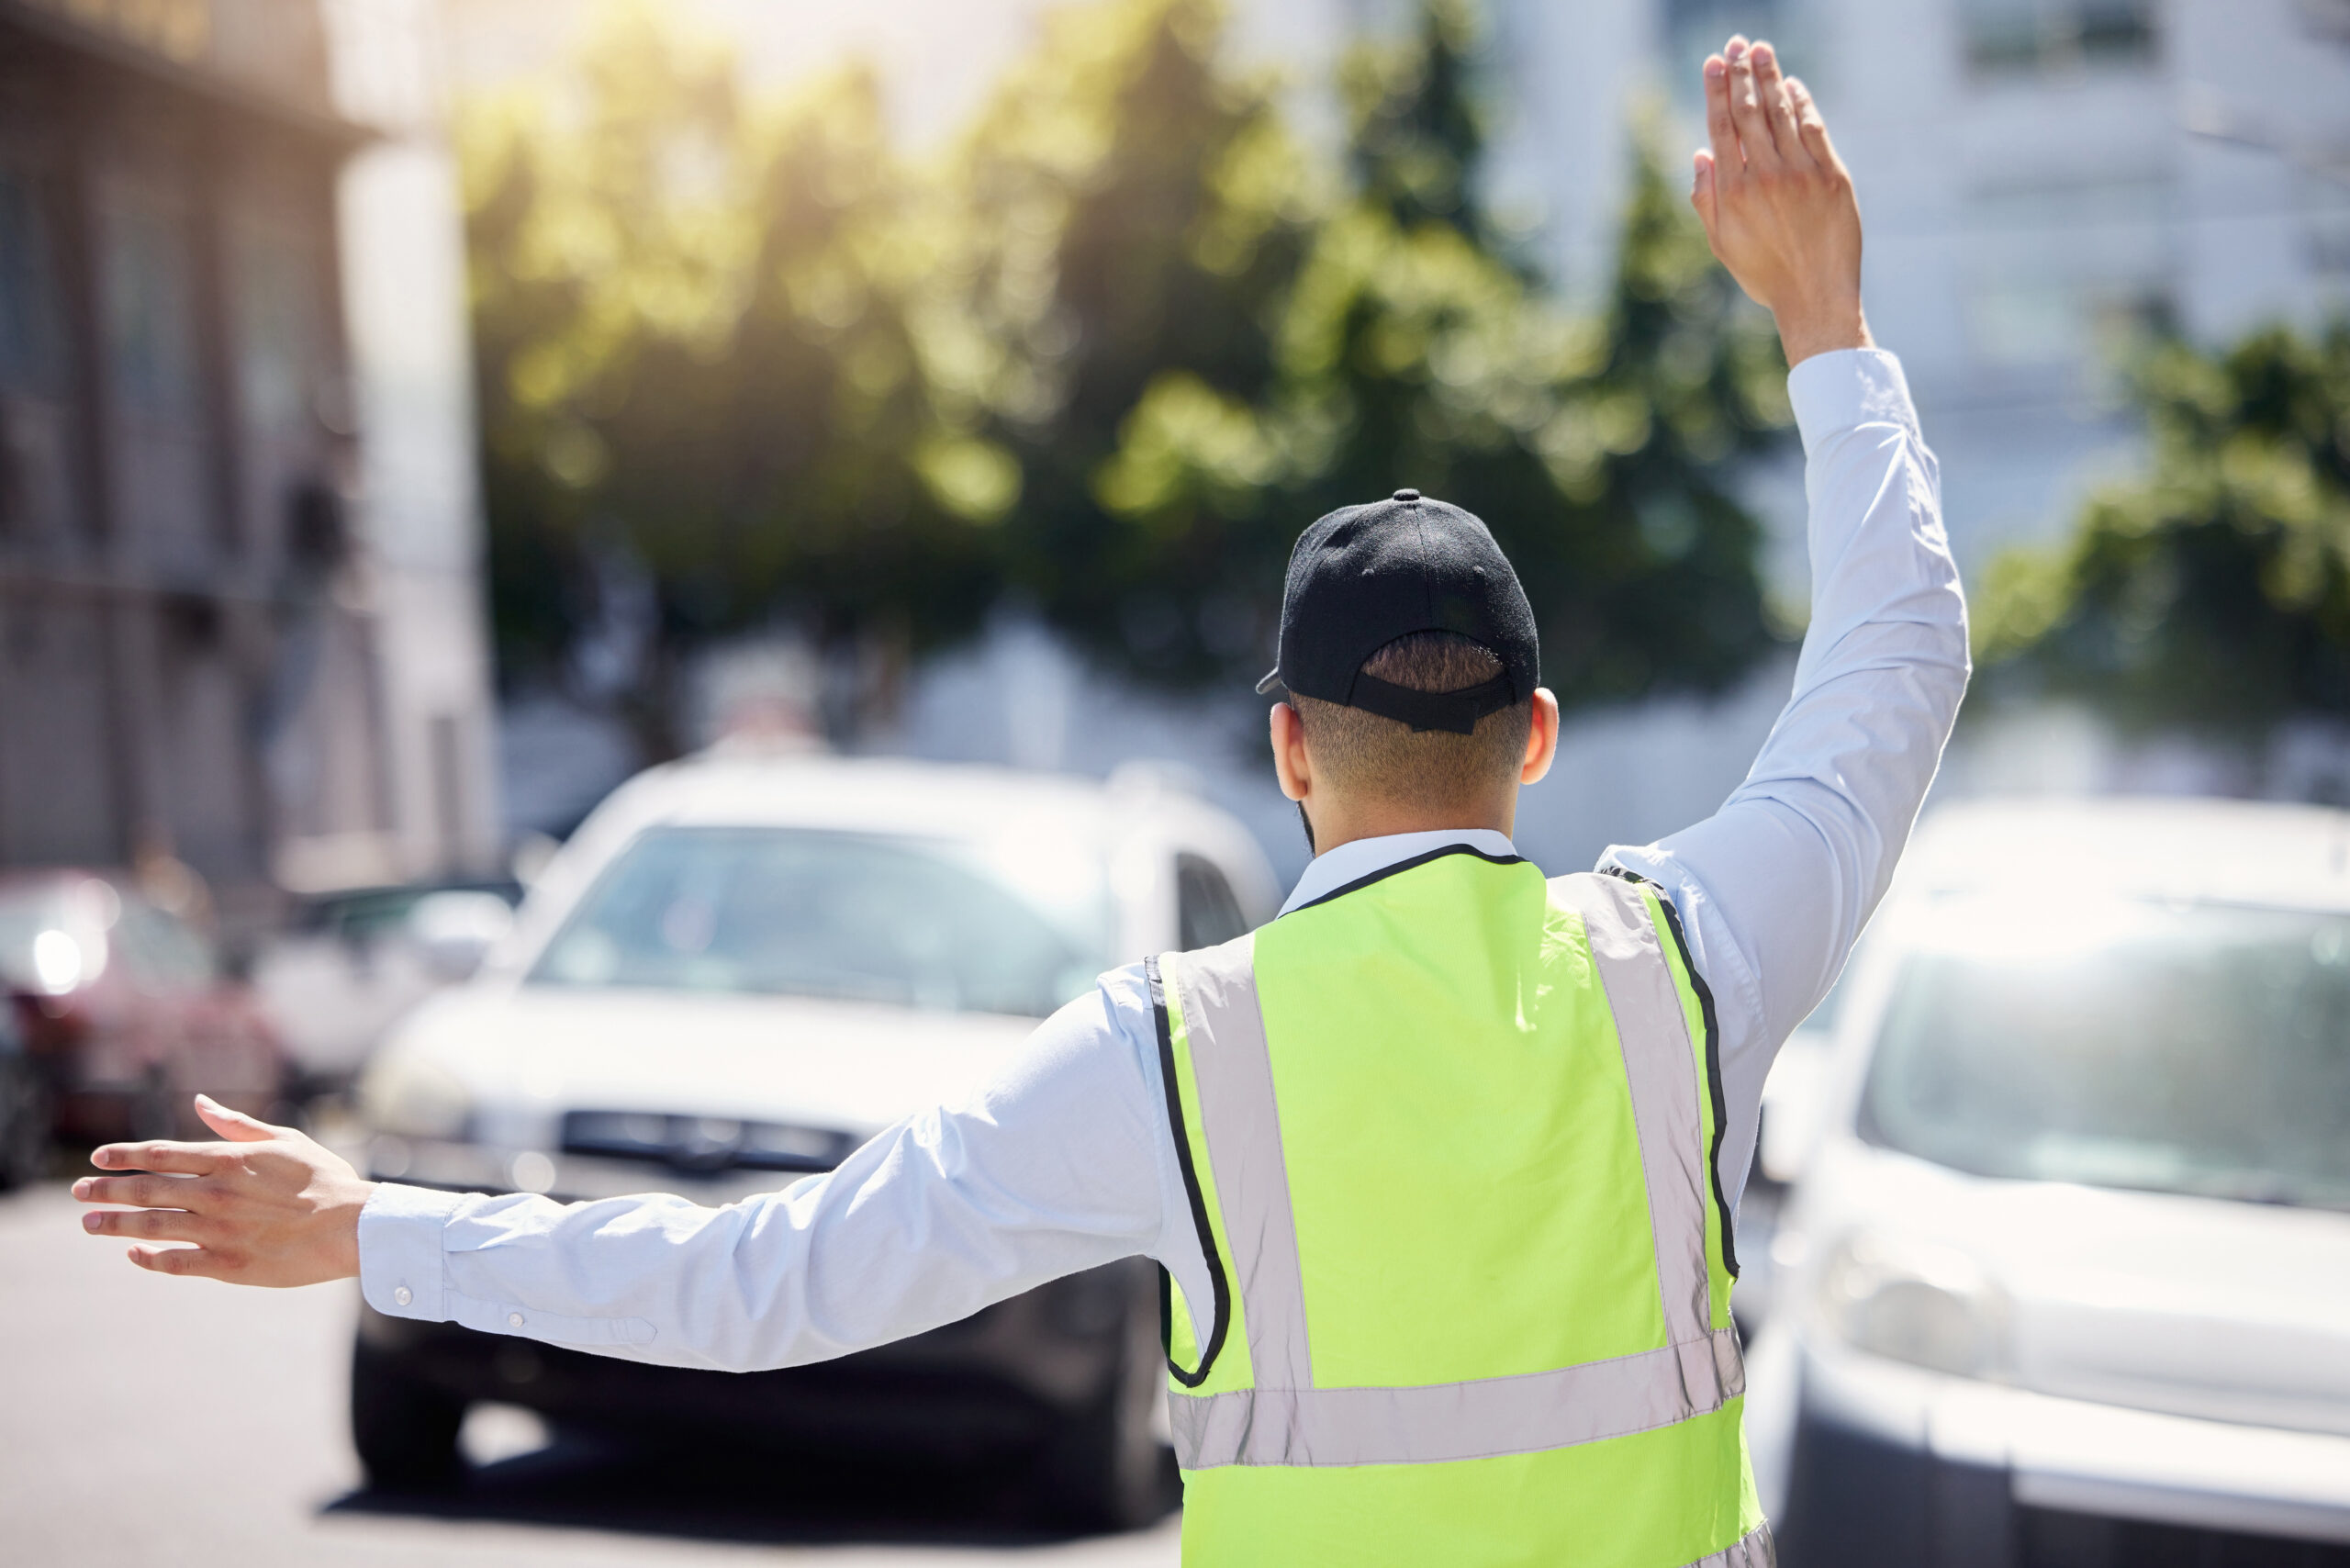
509,832,560,890
408,891,515,981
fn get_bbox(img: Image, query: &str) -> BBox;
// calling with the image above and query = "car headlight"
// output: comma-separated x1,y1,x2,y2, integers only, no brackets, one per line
1815,1230,2009,1380
357,1053,474,1142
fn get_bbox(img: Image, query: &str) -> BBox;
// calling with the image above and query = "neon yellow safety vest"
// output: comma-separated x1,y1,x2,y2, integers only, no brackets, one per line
1149,849,1769,1567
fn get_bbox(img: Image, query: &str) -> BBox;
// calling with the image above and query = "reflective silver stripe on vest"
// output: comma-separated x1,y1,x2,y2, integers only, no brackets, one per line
1554,873,1716,1349
1163,871,1740,1473
1169,1324,1743,1468
1687,1522,1776,1568
1169,935,1314,1393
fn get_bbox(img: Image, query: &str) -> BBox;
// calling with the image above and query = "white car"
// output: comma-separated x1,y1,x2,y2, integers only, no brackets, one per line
350,751,1276,1525
1745,798,2350,1565
252,881,519,1088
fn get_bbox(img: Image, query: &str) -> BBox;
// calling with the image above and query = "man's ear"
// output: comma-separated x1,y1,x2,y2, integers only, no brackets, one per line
1270,701,1312,802
1520,689,1561,785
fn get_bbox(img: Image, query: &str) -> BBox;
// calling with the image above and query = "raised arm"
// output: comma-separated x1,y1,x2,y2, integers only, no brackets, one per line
1600,39,1970,1201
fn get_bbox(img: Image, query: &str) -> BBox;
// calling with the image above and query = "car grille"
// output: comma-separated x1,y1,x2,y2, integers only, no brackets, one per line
560,1110,856,1175
2020,1506,2350,1567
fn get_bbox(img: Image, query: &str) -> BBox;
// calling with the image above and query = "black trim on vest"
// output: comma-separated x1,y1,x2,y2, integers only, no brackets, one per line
1604,867,1740,1279
1285,843,1528,916
1148,954,1232,1387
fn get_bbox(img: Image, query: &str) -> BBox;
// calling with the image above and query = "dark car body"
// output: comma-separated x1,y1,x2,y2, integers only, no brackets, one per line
0,870,286,1141
354,1253,1163,1477
350,1141,1169,1528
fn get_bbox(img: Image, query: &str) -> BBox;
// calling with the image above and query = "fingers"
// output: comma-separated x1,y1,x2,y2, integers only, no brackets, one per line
1702,53,1740,181
73,1171,217,1212
128,1244,235,1279
84,1206,213,1243
1749,41,1806,167
193,1093,279,1144
1785,76,1838,168
90,1139,227,1176
1722,38,1779,170
1690,148,1718,235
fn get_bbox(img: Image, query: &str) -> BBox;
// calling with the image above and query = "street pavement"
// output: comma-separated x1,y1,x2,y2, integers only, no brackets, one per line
0,1179,1181,1568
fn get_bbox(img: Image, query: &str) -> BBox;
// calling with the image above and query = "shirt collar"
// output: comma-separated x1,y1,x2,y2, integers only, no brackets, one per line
1277,828,1521,916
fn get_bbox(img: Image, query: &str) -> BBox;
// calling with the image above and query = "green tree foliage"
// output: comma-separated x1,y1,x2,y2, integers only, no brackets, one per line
1343,0,1495,246
1977,322,2350,733
465,3,1016,698
464,0,1792,730
946,0,1321,681
1070,0,1790,700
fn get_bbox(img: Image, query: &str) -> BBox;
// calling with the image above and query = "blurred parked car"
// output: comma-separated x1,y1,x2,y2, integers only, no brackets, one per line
350,754,1276,1526
1747,799,2350,1566
0,870,286,1143
0,998,47,1185
252,879,520,1091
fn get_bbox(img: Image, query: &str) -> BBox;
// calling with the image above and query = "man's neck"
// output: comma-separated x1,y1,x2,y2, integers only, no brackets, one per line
1304,799,1516,857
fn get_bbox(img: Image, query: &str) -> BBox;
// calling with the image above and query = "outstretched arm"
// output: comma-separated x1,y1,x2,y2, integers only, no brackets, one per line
1601,39,1969,1205
73,975,1198,1374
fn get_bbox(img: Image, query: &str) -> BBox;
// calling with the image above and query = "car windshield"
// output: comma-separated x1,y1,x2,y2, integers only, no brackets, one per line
1860,897,2350,1211
530,826,1113,1018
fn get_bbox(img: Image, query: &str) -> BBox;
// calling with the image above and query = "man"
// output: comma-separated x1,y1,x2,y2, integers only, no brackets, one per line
75,39,1965,1567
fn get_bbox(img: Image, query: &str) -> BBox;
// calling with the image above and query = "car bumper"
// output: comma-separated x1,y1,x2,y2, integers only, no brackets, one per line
1781,1340,2350,1566
370,1134,828,1209
356,1258,1153,1462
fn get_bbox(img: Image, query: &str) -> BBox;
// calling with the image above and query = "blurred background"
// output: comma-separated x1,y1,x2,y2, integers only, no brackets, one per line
0,0,2344,1563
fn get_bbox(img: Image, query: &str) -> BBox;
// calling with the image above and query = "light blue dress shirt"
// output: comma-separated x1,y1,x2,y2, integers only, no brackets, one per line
357,348,1970,1372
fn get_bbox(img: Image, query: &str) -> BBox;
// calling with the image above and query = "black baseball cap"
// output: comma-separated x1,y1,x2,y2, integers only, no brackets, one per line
1257,489,1539,734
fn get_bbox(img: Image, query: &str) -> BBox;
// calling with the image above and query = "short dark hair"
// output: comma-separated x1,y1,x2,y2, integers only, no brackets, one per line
1292,632,1534,812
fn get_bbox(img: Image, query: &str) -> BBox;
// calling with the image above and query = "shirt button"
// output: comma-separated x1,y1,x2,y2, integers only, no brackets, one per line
508,1312,524,1328
393,1286,412,1307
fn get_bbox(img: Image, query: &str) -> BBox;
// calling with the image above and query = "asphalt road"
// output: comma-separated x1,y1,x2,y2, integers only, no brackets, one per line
0,1179,1181,1568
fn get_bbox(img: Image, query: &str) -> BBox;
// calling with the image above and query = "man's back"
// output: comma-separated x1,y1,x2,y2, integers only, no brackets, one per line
1158,856,1762,1566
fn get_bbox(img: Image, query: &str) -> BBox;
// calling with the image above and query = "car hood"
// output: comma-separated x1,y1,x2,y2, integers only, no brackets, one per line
1802,1145,2350,1438
381,981,1042,1139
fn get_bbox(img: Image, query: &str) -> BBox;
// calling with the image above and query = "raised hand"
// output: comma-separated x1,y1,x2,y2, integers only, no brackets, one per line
1690,37,1871,367
73,1094,373,1287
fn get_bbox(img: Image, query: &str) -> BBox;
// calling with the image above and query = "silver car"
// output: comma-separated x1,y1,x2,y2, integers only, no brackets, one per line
350,751,1276,1527
1746,798,2350,1565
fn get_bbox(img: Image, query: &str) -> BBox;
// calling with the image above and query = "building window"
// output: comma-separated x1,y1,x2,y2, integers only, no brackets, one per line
2307,175,2350,280
1961,175,2173,369
0,168,66,396
1961,0,2160,77
99,188,198,419
231,220,320,434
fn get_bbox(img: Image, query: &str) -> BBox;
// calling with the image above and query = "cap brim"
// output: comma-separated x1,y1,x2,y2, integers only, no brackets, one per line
1254,666,1282,696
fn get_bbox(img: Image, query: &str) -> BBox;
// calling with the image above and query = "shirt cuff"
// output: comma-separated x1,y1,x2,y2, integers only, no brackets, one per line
358,1182,463,1321
1787,347,1919,455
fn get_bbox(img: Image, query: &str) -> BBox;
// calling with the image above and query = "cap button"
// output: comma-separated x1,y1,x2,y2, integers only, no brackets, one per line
1393,487,1420,503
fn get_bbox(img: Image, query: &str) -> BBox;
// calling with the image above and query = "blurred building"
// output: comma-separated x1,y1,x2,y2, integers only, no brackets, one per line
0,0,498,925
1480,0,2350,571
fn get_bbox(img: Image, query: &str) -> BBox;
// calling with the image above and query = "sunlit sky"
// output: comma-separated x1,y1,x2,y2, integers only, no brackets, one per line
442,0,1358,151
